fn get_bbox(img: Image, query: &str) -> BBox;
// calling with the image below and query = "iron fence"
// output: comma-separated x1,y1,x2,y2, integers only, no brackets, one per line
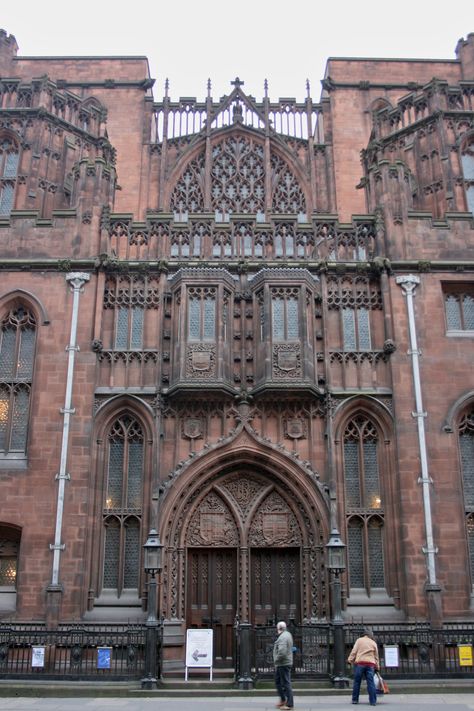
253,623,331,680
0,623,148,680
347,622,474,678
247,621,474,682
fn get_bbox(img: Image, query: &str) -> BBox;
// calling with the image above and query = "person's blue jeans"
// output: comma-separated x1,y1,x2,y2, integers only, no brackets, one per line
351,663,377,705
275,665,294,707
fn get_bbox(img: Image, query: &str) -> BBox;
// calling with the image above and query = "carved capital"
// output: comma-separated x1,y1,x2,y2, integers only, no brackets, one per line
396,274,420,296
66,272,90,291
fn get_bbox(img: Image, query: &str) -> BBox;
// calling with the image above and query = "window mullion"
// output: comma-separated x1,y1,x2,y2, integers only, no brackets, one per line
118,517,125,597
363,518,370,595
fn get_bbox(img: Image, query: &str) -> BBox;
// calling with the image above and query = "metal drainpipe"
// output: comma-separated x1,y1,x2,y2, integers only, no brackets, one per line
396,274,437,585
49,272,90,587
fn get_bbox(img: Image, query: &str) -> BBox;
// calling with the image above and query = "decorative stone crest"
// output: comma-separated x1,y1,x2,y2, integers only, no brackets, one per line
187,492,238,546
284,417,307,439
186,344,216,378
182,417,203,440
273,344,301,378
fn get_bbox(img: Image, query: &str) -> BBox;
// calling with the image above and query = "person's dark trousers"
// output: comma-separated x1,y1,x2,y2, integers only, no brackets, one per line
351,664,377,705
275,665,294,707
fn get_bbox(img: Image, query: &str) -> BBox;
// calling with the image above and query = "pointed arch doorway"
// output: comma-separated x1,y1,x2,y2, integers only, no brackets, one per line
173,468,327,667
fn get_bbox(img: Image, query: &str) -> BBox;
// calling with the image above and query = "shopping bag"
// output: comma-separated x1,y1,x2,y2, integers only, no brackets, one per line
374,671,389,694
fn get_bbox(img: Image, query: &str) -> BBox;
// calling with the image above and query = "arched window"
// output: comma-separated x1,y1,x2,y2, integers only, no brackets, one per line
458,410,474,584
0,138,20,216
0,305,36,455
102,415,144,596
271,288,299,341
461,137,474,215
0,524,20,611
188,287,216,341
343,415,385,594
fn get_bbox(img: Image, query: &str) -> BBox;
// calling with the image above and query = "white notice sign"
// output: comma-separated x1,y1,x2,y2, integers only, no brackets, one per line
185,628,213,681
186,628,213,667
31,646,45,668
384,644,399,667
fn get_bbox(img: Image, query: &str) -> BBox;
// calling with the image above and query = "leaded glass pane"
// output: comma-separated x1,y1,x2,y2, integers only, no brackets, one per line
4,151,19,178
275,234,283,257
0,557,16,586
193,233,201,256
103,520,120,588
203,298,215,340
467,516,474,581
357,308,371,350
460,432,474,508
188,298,200,339
244,234,252,256
127,441,143,508
0,386,9,450
285,235,294,257
10,387,29,451
462,296,474,330
445,295,461,330
181,241,190,257
18,328,35,378
342,309,356,350
462,152,474,181
272,299,284,340
255,240,263,257
0,184,14,215
124,519,140,588
130,308,144,349
115,308,129,349
363,441,380,508
344,441,361,507
467,185,474,215
0,328,15,379
107,440,124,507
287,299,299,340
348,523,364,587
368,522,385,587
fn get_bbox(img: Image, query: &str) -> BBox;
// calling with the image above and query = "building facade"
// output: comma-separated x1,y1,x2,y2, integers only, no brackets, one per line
0,28,474,669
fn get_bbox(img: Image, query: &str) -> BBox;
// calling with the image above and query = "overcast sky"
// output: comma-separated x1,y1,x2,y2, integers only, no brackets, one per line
1,1,472,101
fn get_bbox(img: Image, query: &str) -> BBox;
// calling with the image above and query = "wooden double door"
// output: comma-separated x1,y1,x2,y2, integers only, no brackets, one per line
187,547,301,665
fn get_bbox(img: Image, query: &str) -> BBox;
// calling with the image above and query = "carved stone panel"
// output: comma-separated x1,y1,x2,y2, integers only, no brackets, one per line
187,491,239,546
272,343,301,379
220,474,265,520
248,491,301,546
186,344,216,378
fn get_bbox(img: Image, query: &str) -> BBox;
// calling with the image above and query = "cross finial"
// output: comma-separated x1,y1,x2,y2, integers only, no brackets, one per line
231,77,244,89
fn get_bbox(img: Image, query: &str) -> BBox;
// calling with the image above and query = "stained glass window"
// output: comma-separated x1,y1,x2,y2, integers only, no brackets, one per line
461,139,474,215
445,290,474,331
0,138,19,216
188,289,216,341
344,416,385,593
0,306,36,454
0,525,20,591
114,307,144,350
271,292,299,341
342,308,371,350
102,416,144,595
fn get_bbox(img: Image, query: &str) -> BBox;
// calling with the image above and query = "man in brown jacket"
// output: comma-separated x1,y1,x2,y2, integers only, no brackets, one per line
347,627,379,706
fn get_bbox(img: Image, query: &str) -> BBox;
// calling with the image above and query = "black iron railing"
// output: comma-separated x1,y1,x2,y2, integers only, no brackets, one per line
0,623,148,680
245,621,474,682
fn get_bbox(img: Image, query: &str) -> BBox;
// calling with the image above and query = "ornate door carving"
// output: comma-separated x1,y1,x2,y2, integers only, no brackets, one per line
187,548,237,666
250,548,301,625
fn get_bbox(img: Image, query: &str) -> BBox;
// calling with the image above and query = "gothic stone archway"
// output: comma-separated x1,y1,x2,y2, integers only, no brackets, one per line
161,466,328,665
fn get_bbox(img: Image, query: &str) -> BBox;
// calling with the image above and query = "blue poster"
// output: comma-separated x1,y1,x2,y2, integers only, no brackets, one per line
97,647,112,669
